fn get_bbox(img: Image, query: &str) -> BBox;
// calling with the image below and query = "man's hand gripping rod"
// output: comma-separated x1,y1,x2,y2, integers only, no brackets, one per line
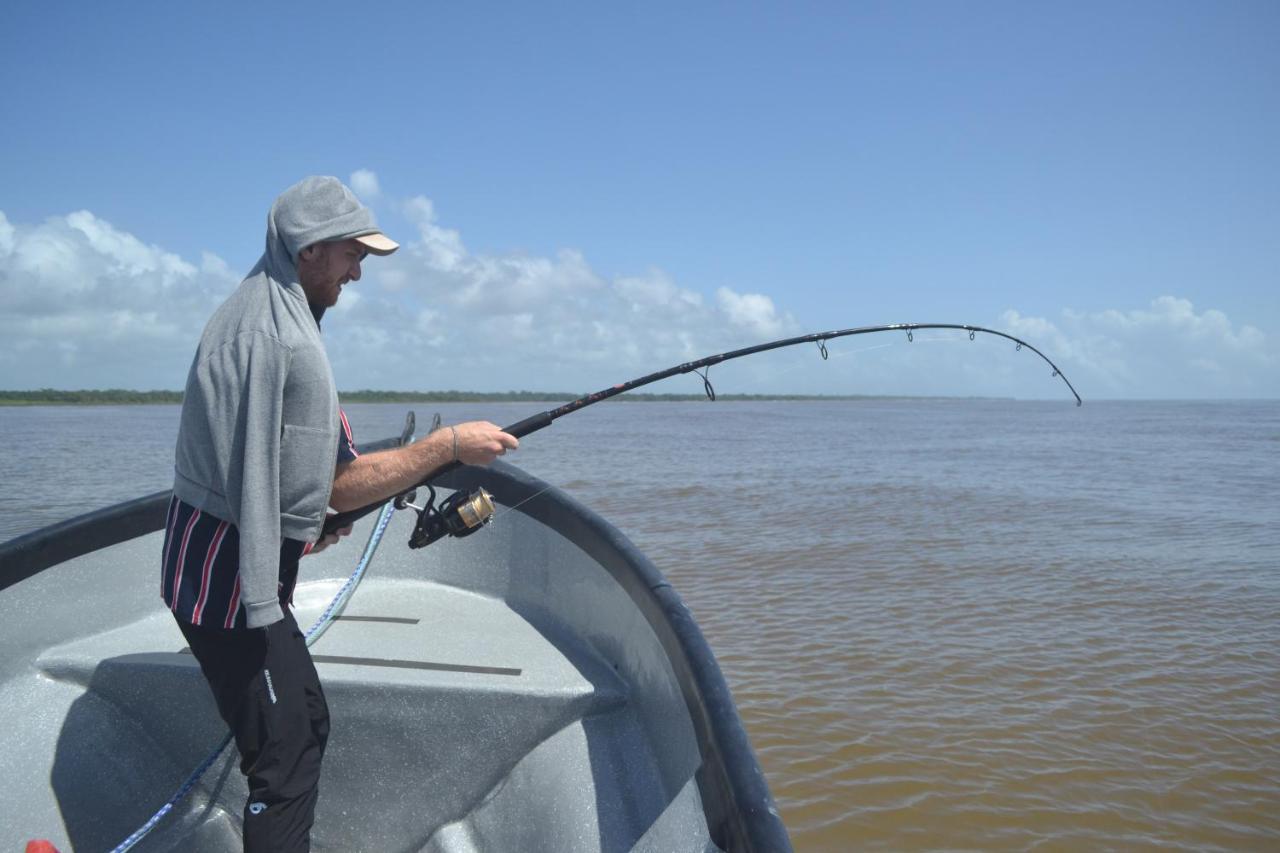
325,412,551,548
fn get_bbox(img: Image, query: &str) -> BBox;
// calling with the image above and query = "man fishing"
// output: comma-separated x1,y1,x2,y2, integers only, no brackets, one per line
162,175,517,852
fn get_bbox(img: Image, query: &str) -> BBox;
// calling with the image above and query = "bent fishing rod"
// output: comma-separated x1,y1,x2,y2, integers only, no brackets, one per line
322,322,1081,544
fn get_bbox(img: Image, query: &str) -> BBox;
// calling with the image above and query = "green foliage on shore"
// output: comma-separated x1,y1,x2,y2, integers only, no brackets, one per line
338,389,887,403
1,388,900,406
339,389,581,403
0,389,185,405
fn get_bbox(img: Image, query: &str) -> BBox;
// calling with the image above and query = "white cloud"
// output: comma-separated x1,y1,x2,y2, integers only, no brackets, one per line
1001,297,1276,398
379,268,409,292
1,194,1274,400
716,287,790,337
327,193,804,391
349,169,381,201
0,211,15,257
329,287,361,313
1084,296,1266,352
0,210,238,387
403,195,467,271
616,270,703,312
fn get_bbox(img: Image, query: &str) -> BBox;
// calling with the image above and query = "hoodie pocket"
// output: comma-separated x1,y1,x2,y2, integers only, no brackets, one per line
279,423,331,521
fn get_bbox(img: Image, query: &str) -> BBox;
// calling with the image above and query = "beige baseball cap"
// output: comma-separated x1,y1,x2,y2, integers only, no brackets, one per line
354,231,399,256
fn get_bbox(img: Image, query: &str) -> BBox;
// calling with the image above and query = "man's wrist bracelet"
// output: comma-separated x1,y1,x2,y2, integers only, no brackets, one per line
450,426,458,462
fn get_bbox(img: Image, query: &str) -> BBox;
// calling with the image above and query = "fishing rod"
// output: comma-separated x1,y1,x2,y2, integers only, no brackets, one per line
322,322,1081,544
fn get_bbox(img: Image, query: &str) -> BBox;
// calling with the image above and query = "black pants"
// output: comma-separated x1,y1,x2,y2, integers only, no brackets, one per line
179,610,330,852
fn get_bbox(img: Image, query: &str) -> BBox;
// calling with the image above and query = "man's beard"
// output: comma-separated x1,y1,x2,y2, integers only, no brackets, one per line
297,255,336,325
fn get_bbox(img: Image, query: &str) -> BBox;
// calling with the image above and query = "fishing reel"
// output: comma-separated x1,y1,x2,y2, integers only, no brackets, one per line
407,485,497,549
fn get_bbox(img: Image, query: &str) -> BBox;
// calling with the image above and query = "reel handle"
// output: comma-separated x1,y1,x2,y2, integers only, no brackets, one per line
409,487,496,549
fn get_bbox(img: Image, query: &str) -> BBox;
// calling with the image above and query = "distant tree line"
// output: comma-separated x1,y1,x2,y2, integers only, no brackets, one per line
1,388,897,406
338,389,581,403
337,390,879,403
0,389,184,405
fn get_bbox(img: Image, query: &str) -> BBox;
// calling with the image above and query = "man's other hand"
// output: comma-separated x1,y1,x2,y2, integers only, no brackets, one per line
310,524,353,554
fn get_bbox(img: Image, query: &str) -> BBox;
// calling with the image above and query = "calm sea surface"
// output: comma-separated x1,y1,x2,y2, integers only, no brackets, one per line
2,400,1278,850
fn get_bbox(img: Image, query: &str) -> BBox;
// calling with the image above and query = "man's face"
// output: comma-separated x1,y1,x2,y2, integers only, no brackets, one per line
297,239,367,308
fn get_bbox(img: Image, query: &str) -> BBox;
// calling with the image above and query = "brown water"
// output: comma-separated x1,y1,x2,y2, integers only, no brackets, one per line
3,400,1278,850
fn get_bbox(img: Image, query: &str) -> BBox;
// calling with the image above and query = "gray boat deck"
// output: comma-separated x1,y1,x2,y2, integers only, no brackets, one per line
1,499,719,852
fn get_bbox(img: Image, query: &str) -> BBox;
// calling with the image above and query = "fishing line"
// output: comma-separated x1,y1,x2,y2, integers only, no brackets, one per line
694,333,1051,393
324,322,1083,542
491,484,558,520
397,482,555,525
742,340,896,384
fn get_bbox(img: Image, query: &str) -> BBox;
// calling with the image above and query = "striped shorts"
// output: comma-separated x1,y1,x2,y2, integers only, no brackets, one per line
160,495,306,629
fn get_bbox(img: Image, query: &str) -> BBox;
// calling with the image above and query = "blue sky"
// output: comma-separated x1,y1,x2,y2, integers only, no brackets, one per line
2,1,1276,399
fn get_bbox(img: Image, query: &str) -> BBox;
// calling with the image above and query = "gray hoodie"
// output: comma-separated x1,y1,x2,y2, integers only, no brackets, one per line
173,177,384,628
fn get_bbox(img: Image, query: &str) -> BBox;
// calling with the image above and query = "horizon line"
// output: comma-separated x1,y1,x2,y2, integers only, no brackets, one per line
0,389,1276,405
